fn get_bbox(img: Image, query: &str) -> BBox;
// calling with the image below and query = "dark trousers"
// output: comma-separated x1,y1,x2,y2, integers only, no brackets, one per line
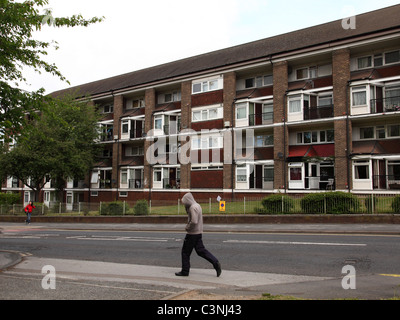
181,234,218,274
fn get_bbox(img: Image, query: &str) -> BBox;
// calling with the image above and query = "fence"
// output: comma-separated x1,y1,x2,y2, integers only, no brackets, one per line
1,193,400,216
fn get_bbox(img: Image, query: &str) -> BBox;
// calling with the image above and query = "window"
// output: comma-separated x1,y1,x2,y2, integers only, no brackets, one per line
236,167,247,182
352,86,367,106
192,135,223,150
236,104,247,120
126,99,144,109
318,94,333,106
154,115,163,130
354,161,370,179
360,127,374,139
385,50,400,64
296,68,308,80
357,56,372,69
388,125,400,137
103,104,114,113
244,75,273,88
121,169,128,185
192,106,223,122
290,168,302,181
255,134,274,147
388,161,400,180
122,120,129,134
264,166,274,182
192,77,222,94
296,130,334,144
164,91,181,103
289,95,302,113
376,126,386,139
153,169,162,182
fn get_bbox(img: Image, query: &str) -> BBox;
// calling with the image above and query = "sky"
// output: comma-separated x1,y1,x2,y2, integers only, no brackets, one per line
19,0,400,94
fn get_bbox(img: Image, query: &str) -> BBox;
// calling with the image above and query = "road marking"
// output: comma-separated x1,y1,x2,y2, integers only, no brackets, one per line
224,239,367,247
380,274,400,278
67,235,170,242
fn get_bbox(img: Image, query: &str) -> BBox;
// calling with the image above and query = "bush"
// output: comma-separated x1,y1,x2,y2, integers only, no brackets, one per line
300,192,360,214
0,193,21,205
133,199,149,216
100,201,125,216
258,194,294,214
392,196,400,214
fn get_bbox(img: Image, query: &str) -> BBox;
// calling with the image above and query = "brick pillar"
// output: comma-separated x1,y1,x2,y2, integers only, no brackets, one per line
179,81,192,190
273,61,289,190
333,49,351,190
144,88,156,189
112,95,124,189
223,72,236,191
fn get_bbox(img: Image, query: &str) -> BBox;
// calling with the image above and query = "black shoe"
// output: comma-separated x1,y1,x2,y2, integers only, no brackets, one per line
214,262,222,277
175,272,189,277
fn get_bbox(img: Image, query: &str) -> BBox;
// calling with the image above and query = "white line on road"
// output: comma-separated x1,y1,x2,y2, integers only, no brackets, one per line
224,239,367,247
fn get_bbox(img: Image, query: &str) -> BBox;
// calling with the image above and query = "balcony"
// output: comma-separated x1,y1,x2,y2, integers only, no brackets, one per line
128,179,143,189
370,96,400,114
304,105,334,120
248,112,274,126
373,175,400,190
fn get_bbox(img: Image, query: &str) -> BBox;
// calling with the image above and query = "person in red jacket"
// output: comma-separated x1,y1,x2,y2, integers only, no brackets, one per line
24,201,36,224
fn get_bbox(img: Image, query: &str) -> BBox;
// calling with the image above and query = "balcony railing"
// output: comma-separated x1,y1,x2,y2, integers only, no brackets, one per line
130,128,145,139
128,179,144,189
373,175,400,190
248,112,274,126
304,105,334,120
370,96,400,114
162,178,180,189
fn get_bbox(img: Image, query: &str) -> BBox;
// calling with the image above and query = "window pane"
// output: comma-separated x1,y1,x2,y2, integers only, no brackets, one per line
352,91,367,106
209,80,218,90
355,165,369,179
236,168,247,182
193,111,201,121
389,125,400,137
289,99,301,113
360,127,374,139
290,168,302,181
236,107,247,119
304,132,311,144
193,83,201,93
245,78,254,88
358,57,372,69
209,108,218,119
296,68,308,80
385,51,400,64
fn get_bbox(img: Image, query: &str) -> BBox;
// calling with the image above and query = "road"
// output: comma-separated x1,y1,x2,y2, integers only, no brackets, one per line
1,223,400,300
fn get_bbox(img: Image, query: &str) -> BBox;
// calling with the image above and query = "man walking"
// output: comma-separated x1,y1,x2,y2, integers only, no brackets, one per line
175,193,222,277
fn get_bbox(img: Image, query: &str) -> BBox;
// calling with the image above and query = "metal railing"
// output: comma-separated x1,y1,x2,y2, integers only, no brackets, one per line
304,104,334,120
370,96,400,114
2,193,400,216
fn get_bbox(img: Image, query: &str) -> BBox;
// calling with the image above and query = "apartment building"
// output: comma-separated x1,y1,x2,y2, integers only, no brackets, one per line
4,5,400,205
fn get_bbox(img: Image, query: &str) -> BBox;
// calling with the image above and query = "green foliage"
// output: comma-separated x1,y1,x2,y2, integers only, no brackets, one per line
391,196,400,214
100,201,125,216
133,200,149,216
258,194,294,214
0,192,21,205
300,192,360,214
364,195,378,214
0,95,101,195
0,0,103,142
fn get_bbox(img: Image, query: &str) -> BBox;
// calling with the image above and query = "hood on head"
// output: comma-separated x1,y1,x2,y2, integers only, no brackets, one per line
182,193,196,207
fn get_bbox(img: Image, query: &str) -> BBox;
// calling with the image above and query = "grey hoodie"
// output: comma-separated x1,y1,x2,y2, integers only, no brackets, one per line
181,193,203,235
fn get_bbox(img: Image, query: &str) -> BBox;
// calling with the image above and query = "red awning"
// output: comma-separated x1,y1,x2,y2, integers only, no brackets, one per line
289,144,335,158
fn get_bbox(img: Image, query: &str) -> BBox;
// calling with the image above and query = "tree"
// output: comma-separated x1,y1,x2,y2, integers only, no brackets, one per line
0,0,103,137
0,95,102,200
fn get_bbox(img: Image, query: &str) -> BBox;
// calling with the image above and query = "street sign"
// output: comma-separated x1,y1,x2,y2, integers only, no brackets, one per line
219,201,226,212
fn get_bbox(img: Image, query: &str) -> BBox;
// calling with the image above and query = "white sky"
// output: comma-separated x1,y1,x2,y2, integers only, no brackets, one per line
19,0,400,94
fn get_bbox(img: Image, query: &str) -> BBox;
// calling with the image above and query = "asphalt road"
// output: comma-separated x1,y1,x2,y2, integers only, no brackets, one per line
1,223,400,300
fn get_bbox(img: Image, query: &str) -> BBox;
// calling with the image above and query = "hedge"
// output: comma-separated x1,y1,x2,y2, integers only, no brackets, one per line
300,192,360,214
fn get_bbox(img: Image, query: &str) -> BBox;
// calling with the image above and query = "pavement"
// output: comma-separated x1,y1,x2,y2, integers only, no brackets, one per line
1,221,400,300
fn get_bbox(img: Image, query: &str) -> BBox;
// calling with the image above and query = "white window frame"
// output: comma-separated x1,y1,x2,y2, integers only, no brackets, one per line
192,105,223,122
192,76,223,94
